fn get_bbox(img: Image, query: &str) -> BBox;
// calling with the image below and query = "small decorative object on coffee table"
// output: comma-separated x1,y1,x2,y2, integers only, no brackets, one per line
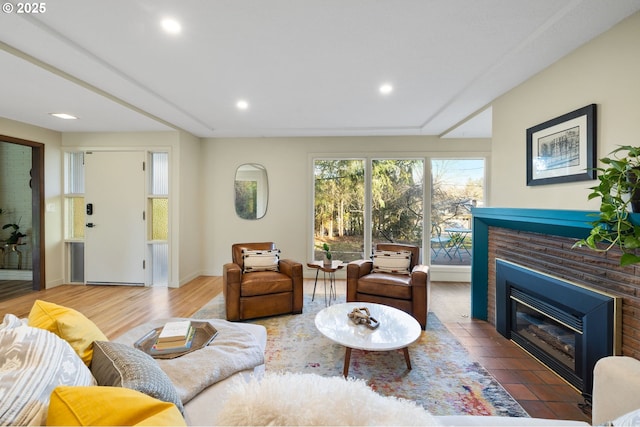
315,302,421,377
347,306,379,329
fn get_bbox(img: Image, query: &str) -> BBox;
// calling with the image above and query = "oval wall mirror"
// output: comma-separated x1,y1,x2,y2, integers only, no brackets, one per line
234,163,268,220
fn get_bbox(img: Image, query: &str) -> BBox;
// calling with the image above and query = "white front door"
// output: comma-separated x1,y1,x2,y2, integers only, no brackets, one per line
84,151,146,285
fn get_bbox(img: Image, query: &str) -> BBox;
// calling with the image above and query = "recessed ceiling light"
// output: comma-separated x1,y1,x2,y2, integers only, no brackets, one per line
236,100,249,110
49,113,78,120
161,18,182,34
379,83,393,95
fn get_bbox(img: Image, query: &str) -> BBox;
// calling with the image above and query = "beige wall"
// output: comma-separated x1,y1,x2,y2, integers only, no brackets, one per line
177,131,202,285
491,11,640,209
0,118,63,287
201,135,490,276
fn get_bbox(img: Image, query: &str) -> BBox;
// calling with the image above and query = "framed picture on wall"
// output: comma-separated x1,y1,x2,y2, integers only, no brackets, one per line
526,104,597,186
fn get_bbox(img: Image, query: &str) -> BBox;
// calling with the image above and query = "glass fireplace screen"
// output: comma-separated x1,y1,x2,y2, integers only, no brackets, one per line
512,298,578,374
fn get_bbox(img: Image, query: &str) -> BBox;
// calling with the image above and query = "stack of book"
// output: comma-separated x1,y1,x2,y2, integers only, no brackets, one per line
151,320,196,355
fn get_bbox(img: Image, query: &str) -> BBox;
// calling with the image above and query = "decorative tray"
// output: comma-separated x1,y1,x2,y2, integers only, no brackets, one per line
134,321,218,359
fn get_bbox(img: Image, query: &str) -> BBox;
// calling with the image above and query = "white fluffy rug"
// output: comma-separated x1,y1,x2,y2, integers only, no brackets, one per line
216,372,441,426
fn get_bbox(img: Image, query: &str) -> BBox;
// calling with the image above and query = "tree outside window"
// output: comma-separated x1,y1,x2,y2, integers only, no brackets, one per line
371,159,424,249
314,160,365,262
313,158,483,266
430,159,484,266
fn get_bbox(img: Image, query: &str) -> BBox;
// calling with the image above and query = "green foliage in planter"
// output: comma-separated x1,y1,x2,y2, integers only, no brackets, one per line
574,145,640,266
322,243,332,260
2,223,26,245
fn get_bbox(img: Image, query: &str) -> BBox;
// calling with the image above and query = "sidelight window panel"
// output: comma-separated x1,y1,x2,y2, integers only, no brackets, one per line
150,198,169,241
63,152,85,240
150,152,169,195
148,151,169,286
64,152,84,194
65,196,85,239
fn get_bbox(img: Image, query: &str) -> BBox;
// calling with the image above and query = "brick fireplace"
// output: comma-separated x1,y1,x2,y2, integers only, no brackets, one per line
471,208,640,369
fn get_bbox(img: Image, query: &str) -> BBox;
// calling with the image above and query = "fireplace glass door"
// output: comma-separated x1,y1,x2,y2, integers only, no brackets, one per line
512,299,578,374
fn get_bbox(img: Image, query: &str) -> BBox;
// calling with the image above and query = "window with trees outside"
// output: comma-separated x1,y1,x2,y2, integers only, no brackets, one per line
371,159,424,249
430,159,484,266
314,160,365,262
313,158,484,267
313,159,425,263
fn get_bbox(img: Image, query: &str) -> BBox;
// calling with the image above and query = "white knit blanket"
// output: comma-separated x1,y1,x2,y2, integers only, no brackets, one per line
115,318,264,404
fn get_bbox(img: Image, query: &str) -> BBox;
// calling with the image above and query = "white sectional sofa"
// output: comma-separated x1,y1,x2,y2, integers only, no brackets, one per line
181,322,267,425
3,299,639,426
185,321,637,427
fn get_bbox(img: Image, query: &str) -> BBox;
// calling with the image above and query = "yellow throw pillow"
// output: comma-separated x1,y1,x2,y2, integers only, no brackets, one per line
28,300,108,366
46,386,186,426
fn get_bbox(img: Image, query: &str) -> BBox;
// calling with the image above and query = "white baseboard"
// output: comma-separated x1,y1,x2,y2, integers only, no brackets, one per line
429,265,471,282
175,270,203,288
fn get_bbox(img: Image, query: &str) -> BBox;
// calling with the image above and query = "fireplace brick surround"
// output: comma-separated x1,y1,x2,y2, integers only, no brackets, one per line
472,208,640,360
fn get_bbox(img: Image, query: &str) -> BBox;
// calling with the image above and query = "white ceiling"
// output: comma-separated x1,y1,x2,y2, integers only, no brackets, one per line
1,0,639,138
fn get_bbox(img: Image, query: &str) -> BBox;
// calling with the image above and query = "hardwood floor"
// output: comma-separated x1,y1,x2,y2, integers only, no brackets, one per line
0,280,34,302
0,276,222,339
0,277,590,423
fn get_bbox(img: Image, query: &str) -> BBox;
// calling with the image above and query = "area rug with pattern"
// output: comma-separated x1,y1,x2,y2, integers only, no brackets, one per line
193,286,529,418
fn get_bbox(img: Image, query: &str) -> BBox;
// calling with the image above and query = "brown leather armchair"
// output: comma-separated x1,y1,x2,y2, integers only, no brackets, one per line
346,243,429,329
223,242,303,321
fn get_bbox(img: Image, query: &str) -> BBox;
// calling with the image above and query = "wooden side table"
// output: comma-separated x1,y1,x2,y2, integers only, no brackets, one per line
306,260,344,306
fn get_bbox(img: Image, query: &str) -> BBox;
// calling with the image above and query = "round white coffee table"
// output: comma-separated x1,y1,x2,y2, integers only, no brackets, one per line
314,302,422,377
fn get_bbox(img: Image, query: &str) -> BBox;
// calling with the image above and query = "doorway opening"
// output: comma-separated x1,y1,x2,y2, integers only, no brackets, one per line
0,135,45,301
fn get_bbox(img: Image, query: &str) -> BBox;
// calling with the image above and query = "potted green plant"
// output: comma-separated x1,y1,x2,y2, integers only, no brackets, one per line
2,222,26,244
573,145,640,266
322,243,332,266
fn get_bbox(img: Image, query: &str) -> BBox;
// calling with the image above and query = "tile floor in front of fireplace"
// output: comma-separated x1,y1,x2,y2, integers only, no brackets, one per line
430,281,592,424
